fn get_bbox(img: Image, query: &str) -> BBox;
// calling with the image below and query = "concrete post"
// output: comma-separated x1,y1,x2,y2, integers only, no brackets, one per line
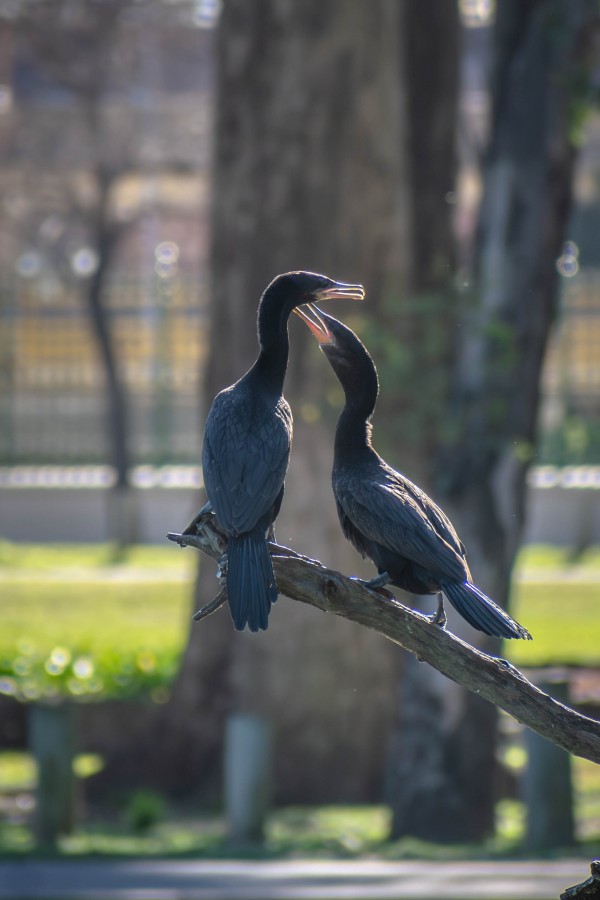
225,713,271,842
523,677,575,851
28,702,77,845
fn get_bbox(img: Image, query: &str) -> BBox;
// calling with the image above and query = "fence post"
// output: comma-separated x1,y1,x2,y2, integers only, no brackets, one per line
523,673,575,851
225,713,271,842
28,701,77,845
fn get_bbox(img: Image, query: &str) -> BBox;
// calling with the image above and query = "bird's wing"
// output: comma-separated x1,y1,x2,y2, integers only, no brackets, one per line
336,473,468,582
397,474,468,560
202,392,291,535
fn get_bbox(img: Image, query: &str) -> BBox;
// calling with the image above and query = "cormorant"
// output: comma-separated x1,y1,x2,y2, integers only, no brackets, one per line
296,305,531,641
189,272,365,632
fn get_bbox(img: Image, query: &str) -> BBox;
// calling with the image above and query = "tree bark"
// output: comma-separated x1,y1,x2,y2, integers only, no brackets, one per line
158,0,412,801
387,0,597,842
170,522,600,766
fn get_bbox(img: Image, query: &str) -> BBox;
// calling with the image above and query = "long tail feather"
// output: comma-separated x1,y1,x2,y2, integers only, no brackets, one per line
226,530,277,632
442,580,531,640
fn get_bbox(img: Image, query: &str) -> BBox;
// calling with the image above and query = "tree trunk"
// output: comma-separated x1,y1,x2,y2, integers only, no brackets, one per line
155,0,412,801
388,0,593,842
85,169,135,544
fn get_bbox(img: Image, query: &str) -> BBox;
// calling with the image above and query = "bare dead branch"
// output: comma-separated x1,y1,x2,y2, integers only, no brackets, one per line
167,516,600,766
561,860,600,900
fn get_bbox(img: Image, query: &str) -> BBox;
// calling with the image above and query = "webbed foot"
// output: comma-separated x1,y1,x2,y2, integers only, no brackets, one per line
429,592,447,628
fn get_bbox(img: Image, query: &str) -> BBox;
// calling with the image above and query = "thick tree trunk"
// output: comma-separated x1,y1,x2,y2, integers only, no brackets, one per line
157,0,412,801
388,0,592,842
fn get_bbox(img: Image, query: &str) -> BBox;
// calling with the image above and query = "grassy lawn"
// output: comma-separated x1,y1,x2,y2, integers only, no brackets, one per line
0,542,195,702
0,541,196,573
0,791,598,859
0,542,598,857
508,582,600,666
2,541,598,694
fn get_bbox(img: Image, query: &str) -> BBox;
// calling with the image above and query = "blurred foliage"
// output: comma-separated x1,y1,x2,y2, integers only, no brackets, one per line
344,290,455,455
537,417,600,466
0,752,36,792
0,751,102,792
0,788,598,857
0,543,193,701
567,60,600,147
125,790,166,834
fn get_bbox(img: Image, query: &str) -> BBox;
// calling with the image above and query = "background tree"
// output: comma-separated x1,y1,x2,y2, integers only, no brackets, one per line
143,0,412,802
88,0,599,845
386,0,599,841
7,0,207,541
153,0,457,806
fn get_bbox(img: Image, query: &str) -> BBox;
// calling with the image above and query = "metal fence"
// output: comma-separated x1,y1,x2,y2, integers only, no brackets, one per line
0,270,598,468
0,271,208,466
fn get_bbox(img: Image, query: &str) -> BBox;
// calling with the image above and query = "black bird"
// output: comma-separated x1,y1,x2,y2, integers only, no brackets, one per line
189,272,365,632
296,305,531,641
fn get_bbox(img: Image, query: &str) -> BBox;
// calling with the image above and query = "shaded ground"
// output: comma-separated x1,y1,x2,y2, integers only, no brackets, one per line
0,858,592,900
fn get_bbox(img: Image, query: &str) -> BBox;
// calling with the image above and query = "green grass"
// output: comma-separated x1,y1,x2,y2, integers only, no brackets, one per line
0,581,191,701
0,752,36,792
1,541,599,697
508,582,600,666
0,541,195,572
0,796,597,859
515,544,600,571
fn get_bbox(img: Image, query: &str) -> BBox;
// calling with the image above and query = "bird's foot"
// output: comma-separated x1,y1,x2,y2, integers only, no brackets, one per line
351,572,394,598
429,593,447,628
216,552,228,583
182,501,214,536
362,571,391,590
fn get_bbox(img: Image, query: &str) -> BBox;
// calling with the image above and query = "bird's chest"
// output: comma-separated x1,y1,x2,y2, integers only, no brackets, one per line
210,391,290,443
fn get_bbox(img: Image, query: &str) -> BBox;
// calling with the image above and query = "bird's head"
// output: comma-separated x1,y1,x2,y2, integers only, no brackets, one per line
294,304,378,403
261,271,365,315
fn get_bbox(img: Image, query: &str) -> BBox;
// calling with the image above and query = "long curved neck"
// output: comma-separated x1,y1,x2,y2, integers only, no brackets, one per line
334,365,378,461
250,293,292,393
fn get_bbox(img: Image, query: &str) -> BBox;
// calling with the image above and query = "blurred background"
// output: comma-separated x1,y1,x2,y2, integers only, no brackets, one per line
0,0,599,864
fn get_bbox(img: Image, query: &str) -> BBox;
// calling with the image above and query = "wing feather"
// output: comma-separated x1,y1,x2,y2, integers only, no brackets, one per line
335,467,468,583
202,388,292,535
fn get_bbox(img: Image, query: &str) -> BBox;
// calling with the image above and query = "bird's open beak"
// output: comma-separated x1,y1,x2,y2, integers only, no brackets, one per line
316,281,365,302
294,303,334,345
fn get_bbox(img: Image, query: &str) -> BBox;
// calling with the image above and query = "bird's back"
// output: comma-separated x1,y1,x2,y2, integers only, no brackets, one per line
333,451,470,589
202,377,292,537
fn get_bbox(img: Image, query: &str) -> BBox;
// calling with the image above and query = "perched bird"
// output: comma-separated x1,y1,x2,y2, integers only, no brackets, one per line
189,272,365,632
296,305,531,641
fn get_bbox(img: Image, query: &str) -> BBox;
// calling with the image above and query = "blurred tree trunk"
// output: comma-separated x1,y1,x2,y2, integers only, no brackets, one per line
154,0,412,800
17,1,135,541
101,0,596,837
387,0,595,841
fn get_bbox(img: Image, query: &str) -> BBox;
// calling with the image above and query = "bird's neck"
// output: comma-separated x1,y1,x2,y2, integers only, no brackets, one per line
332,350,378,460
251,317,290,394
334,397,376,462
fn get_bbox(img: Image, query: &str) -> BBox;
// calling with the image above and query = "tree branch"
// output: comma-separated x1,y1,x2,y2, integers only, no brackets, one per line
167,516,600,765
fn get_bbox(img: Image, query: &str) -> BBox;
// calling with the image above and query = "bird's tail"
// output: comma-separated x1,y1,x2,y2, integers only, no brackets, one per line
226,529,277,632
442,580,531,640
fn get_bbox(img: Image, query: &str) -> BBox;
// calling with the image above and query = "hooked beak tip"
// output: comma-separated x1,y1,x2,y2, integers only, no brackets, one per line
317,282,365,302
293,303,334,345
